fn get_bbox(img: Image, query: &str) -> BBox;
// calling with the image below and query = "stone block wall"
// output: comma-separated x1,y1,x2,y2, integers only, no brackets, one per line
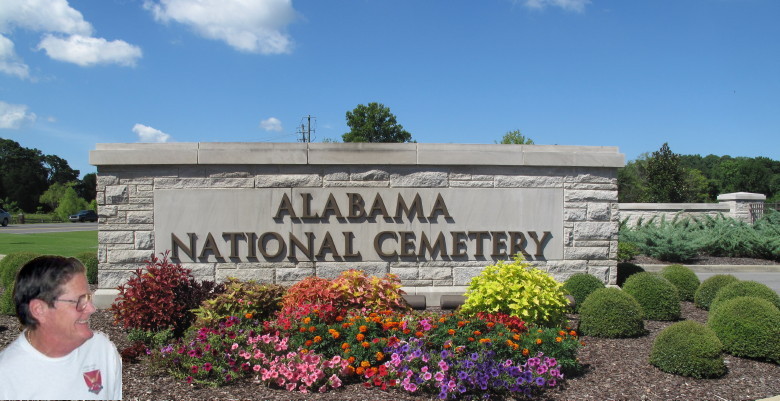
91,143,624,306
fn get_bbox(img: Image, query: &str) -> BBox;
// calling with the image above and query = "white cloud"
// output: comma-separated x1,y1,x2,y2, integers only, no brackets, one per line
0,0,92,35
260,117,283,132
133,123,171,143
144,0,297,54
522,0,590,13
0,0,141,73
38,34,142,67
0,34,30,79
0,101,37,129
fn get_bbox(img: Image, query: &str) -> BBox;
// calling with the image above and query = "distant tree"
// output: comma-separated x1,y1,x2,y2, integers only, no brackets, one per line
43,154,79,185
342,102,413,143
496,130,534,145
645,143,687,203
39,182,71,211
0,138,49,212
618,154,649,203
75,173,97,202
55,187,88,221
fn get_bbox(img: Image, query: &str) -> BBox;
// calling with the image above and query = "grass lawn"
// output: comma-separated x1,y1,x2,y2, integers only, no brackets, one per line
0,230,97,256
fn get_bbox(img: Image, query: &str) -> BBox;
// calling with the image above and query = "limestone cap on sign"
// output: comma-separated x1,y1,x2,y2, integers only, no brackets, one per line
90,142,625,168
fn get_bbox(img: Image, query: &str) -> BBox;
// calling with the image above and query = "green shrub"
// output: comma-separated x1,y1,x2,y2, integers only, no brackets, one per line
0,252,40,315
697,215,766,258
192,277,285,329
616,262,644,287
707,296,780,363
649,320,726,378
578,288,645,338
620,218,702,263
660,264,700,302
622,272,681,321
461,254,569,327
562,273,605,312
617,241,640,262
75,251,98,285
694,275,739,310
709,281,780,313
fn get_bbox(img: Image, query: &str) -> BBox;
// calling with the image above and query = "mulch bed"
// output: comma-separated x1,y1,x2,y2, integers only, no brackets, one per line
1,302,779,401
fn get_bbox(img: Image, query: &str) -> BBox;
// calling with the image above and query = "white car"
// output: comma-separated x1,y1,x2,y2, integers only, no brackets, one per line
0,208,10,227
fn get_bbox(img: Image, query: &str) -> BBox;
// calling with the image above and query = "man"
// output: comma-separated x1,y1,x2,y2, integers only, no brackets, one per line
0,256,122,400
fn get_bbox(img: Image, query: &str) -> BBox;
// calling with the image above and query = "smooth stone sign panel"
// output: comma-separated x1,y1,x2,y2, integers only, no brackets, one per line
154,188,563,263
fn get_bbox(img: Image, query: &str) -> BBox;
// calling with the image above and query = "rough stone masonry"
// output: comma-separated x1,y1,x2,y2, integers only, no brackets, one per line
90,142,625,307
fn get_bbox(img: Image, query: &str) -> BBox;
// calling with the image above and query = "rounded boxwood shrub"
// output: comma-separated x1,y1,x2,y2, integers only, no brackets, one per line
461,255,569,327
649,320,726,378
0,252,40,315
616,262,645,287
563,273,605,312
75,251,98,285
578,288,645,338
707,296,780,363
709,281,780,313
622,272,681,321
660,264,700,302
694,274,739,310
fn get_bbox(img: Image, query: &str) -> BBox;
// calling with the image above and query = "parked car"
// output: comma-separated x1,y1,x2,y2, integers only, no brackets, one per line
69,210,98,222
0,208,10,226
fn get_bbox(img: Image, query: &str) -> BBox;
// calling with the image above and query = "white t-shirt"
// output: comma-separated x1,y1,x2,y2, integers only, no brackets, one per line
0,331,122,400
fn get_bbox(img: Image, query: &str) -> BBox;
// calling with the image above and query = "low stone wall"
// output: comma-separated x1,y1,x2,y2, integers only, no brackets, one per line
90,143,624,306
619,192,766,227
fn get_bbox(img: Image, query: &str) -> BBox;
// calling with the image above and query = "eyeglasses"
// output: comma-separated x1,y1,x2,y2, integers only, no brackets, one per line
54,293,94,312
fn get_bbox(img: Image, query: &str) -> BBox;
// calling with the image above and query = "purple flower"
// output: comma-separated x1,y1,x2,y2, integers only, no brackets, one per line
457,371,469,380
534,376,546,386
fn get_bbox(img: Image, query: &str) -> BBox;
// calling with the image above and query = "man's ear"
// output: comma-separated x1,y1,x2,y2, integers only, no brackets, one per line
28,299,50,324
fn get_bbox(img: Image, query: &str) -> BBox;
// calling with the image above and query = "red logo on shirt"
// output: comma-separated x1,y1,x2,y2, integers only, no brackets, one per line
83,370,103,394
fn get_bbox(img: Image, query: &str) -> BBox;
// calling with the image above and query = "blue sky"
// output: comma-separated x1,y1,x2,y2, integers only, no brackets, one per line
1,0,778,178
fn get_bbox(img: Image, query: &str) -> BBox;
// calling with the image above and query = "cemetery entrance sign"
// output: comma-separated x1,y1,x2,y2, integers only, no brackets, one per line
90,143,624,307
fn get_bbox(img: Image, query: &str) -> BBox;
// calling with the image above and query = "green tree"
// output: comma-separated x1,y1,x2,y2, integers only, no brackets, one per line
75,172,97,202
342,102,413,143
55,187,88,221
43,154,79,185
496,130,534,144
0,138,49,212
645,143,687,203
39,182,71,211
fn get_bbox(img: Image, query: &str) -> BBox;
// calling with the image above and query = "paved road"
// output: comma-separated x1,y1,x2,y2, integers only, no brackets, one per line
0,222,98,234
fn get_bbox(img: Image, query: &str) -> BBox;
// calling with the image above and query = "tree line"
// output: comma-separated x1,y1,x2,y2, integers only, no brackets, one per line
0,138,96,219
619,143,780,203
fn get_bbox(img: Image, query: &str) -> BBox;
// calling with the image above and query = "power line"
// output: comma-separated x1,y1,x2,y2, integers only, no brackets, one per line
297,115,316,143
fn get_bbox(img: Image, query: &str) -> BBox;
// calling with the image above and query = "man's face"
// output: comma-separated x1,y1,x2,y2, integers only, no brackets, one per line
44,274,95,351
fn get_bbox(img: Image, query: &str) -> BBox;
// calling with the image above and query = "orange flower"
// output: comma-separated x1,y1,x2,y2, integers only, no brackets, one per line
342,323,352,329
487,322,495,328
309,326,317,333
479,338,491,344
245,313,253,319
558,330,567,336
336,316,344,322
569,330,577,336
457,321,467,327
448,329,456,336
556,337,563,343
361,341,370,348
348,356,356,364
443,343,452,349
355,367,365,375
522,348,529,356
329,329,340,339
359,325,368,333
375,352,384,361
341,342,350,350
415,331,424,338
304,340,313,347
468,337,475,342
303,317,311,324
473,330,482,336
361,360,371,368
298,327,306,333
313,336,323,343
345,365,355,375
356,333,365,341
438,317,446,323
301,349,308,354
513,334,521,341
403,329,411,335
536,338,543,345
537,329,543,333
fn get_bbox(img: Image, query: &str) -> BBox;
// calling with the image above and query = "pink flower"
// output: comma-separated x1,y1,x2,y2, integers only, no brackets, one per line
253,364,261,372
329,374,342,388
231,343,239,350
203,362,212,372
422,372,432,381
434,372,445,382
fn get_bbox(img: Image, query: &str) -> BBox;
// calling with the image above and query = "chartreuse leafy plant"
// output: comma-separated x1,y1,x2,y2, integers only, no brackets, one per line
660,264,700,302
562,273,605,312
461,255,569,327
649,321,726,378
707,296,780,363
694,274,739,310
191,277,285,330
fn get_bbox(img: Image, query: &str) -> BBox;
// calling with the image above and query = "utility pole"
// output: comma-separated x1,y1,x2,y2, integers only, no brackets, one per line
297,115,315,142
